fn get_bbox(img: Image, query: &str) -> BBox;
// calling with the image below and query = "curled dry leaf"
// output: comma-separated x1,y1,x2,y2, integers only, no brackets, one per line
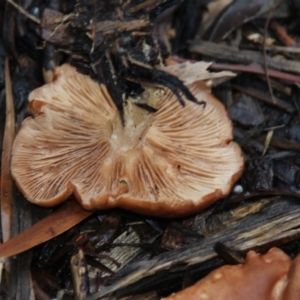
11,64,243,217
160,61,236,85
0,201,91,259
163,248,296,300
199,0,234,37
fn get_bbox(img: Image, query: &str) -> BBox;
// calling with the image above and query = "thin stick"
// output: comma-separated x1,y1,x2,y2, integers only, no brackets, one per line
266,45,300,54
129,0,161,13
7,0,41,24
263,2,280,104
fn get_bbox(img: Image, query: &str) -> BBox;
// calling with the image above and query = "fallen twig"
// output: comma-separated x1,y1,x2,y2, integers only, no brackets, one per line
7,0,40,24
231,84,294,113
190,40,300,75
210,62,300,83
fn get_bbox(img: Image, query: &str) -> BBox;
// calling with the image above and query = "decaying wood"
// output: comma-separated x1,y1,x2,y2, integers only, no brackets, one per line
190,40,300,75
89,198,300,299
96,225,160,275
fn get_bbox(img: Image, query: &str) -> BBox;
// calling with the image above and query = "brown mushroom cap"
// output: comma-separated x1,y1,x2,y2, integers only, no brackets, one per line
11,64,243,217
281,248,300,299
163,248,292,300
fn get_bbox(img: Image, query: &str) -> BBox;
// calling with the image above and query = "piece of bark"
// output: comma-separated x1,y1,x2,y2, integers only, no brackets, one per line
6,196,34,300
95,224,160,275
88,198,300,299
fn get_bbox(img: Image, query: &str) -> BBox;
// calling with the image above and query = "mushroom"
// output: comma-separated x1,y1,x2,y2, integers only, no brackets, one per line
280,248,300,299
163,248,293,300
11,64,243,217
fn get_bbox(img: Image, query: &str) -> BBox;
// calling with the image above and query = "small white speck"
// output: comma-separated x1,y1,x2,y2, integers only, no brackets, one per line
233,184,243,193
32,7,39,15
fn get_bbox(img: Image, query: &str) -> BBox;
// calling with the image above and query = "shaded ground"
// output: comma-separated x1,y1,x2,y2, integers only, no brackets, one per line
1,0,300,299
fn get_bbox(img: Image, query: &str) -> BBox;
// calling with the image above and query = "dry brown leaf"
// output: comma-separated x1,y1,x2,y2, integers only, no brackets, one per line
0,201,91,259
160,61,235,85
199,0,233,37
262,130,274,156
1,58,15,243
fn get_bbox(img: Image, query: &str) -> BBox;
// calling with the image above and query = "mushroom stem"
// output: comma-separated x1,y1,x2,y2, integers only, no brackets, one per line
110,87,165,152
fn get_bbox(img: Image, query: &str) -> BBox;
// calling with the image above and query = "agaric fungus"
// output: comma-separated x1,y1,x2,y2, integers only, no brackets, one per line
163,248,293,300
11,64,243,217
280,249,300,299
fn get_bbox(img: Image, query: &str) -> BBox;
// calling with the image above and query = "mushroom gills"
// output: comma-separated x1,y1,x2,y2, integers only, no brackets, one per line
11,64,244,217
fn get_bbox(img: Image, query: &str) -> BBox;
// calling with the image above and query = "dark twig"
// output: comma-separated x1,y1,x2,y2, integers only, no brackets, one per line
262,2,280,104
